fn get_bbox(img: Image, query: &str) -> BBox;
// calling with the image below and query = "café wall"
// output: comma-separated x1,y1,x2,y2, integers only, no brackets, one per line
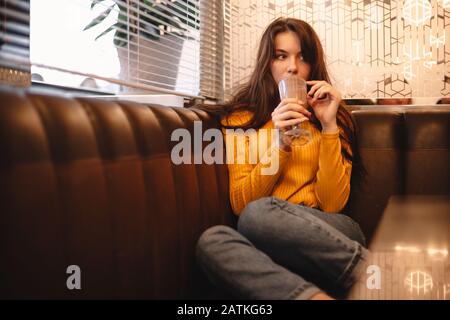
224,0,449,100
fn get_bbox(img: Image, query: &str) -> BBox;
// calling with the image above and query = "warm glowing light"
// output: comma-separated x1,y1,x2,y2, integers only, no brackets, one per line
403,0,433,26
394,245,449,258
444,284,450,300
404,271,433,295
395,245,421,253
426,248,448,257
444,0,450,9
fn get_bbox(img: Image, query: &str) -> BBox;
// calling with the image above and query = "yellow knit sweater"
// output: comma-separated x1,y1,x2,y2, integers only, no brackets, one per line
221,110,352,215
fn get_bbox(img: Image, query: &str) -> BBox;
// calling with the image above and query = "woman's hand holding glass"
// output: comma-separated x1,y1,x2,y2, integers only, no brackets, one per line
306,80,341,133
277,75,313,147
271,98,312,151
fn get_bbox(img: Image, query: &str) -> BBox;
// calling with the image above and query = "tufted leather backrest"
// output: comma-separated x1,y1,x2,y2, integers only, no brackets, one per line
0,87,234,299
403,109,449,195
0,87,449,298
346,106,450,243
345,109,405,244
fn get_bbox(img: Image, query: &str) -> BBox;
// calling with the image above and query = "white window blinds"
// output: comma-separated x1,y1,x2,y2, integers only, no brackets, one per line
0,0,30,87
82,0,201,94
199,0,223,101
1,0,225,100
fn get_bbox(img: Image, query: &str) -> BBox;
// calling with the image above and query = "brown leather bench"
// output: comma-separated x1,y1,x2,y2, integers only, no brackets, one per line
0,86,448,298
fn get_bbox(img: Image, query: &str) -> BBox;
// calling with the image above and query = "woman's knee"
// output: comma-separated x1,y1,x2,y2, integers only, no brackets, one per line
196,225,237,258
237,196,300,243
349,221,367,247
339,215,367,247
237,197,275,232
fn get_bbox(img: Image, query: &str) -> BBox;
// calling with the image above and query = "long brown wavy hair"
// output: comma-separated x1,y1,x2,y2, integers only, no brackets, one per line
194,17,364,182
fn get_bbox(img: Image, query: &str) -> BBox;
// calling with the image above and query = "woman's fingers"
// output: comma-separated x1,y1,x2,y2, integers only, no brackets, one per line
306,81,325,97
272,98,312,130
306,80,341,104
273,110,305,122
313,86,331,100
274,98,303,112
274,98,297,109
273,117,308,130
272,102,311,118
273,105,311,118
307,81,329,98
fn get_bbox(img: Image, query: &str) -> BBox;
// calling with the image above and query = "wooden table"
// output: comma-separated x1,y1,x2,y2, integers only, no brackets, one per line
349,195,450,300
370,195,450,252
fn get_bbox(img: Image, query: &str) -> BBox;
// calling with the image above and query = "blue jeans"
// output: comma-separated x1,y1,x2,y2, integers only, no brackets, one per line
196,197,369,300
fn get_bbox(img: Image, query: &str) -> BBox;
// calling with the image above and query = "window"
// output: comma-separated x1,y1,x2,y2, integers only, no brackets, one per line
30,0,201,97
0,0,30,87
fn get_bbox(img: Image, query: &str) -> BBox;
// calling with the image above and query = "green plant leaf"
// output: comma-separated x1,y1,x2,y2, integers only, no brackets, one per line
94,22,121,41
90,0,108,10
118,12,127,22
84,0,200,45
83,4,114,31
113,29,128,47
139,20,160,41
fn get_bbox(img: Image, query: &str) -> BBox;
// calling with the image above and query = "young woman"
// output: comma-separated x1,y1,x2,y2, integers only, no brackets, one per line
195,18,368,300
